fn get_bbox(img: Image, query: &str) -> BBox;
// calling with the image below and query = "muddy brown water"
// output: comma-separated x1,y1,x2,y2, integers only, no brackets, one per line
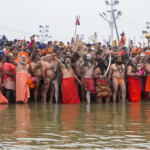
0,102,150,149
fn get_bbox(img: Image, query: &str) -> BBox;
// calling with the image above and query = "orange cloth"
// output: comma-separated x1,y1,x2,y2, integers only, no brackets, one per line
145,76,150,92
0,91,8,104
27,78,35,89
46,48,51,54
16,73,31,103
41,50,46,55
127,76,141,102
62,77,80,104
145,51,150,55
117,78,123,84
19,52,29,57
0,78,8,104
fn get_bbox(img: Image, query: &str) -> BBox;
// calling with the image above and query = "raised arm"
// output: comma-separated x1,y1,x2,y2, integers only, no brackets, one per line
12,55,18,66
51,41,58,53
54,57,65,69
30,39,37,59
135,50,142,62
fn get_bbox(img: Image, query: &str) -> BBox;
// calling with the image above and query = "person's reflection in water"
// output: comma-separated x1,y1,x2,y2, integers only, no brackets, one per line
61,104,80,131
85,104,95,133
14,104,31,138
128,103,141,135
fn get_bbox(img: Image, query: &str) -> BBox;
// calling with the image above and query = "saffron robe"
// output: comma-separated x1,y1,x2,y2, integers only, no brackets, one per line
16,73,30,103
62,77,80,104
127,76,141,102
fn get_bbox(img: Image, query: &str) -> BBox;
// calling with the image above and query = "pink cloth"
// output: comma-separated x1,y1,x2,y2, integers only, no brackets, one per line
28,40,34,48
30,77,36,82
135,68,145,75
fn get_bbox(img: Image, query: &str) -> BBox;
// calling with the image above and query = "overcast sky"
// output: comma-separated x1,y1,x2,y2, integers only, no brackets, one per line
0,0,149,45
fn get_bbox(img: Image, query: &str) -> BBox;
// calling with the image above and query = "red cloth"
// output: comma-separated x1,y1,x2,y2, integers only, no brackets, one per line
117,51,125,56
62,77,80,104
119,36,126,46
85,78,96,94
127,76,141,102
28,40,34,48
75,19,80,25
2,62,16,81
145,76,150,92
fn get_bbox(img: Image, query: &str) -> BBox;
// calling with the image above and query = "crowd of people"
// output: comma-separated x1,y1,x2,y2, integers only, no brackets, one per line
0,33,150,104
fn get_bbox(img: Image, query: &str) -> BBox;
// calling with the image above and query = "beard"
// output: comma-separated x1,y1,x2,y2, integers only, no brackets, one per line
116,61,122,65
19,59,27,65
65,62,71,68
86,58,92,62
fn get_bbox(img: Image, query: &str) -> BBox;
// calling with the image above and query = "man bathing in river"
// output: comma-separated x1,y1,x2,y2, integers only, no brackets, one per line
0,34,149,104
42,53,57,104
31,52,44,103
108,56,126,103
13,53,30,103
54,56,81,104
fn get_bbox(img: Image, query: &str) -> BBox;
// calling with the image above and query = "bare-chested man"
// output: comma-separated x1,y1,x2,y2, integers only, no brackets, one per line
83,53,95,104
31,52,44,103
42,54,56,104
54,56,81,104
13,54,30,103
108,56,126,103
72,52,84,102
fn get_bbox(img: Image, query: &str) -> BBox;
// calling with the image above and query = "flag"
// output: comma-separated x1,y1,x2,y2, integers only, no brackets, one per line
75,19,80,25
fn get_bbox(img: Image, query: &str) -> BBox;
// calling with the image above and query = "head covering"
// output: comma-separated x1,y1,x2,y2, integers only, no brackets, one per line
18,52,29,57
38,43,46,49
41,50,46,55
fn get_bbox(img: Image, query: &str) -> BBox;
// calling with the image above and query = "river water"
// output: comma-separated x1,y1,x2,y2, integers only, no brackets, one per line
0,102,150,149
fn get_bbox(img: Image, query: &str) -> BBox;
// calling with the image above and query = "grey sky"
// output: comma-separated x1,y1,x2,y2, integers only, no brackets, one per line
0,0,149,45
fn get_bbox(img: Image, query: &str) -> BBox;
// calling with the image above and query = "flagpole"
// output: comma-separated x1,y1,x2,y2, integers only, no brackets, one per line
74,24,77,39
74,15,80,39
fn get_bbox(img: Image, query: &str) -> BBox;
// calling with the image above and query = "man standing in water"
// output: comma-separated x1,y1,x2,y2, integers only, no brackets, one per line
108,56,126,103
42,53,57,104
54,56,81,104
72,52,84,102
31,53,44,103
13,53,30,103
84,53,95,104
